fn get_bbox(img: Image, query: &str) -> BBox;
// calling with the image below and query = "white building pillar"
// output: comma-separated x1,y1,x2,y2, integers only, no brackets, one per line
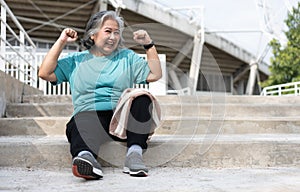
246,61,258,95
188,30,204,95
188,7,204,95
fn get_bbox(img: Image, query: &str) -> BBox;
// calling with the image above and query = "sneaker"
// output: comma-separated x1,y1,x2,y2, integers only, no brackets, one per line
123,152,148,177
72,153,103,180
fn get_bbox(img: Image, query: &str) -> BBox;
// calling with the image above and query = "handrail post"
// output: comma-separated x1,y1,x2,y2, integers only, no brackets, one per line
19,30,25,83
0,3,6,71
278,86,281,96
32,48,37,87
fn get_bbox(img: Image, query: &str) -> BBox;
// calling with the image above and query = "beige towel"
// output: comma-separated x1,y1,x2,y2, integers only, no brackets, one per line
109,88,161,140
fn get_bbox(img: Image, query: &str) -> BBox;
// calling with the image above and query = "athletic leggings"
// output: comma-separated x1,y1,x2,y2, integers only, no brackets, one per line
66,95,153,158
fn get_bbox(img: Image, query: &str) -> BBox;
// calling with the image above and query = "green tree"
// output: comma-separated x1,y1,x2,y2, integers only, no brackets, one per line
262,2,300,87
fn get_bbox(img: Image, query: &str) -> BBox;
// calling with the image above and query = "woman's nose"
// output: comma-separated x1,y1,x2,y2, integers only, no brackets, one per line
110,33,115,39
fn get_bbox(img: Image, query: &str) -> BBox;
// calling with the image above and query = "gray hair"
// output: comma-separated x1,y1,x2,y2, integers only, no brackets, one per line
81,11,125,50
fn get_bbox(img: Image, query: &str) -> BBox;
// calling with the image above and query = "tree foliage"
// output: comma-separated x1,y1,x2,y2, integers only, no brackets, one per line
262,2,300,87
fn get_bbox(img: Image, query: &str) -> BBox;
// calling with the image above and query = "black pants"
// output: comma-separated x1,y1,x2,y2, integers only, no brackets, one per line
66,95,153,158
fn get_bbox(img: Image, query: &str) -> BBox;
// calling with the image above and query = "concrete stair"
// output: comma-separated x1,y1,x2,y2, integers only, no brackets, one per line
1,95,300,169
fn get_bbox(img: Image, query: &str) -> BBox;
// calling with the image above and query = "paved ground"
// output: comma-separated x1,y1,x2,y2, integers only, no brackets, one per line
1,166,300,192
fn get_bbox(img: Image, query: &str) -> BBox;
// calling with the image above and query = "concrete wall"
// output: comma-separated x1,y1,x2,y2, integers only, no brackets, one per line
0,71,42,117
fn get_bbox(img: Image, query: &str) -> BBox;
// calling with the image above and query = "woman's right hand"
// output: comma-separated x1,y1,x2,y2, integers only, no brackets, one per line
59,28,78,43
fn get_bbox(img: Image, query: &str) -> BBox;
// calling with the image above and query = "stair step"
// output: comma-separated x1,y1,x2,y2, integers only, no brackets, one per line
6,103,74,117
5,102,300,118
23,95,72,104
0,136,71,168
1,116,300,136
22,95,300,104
1,134,300,169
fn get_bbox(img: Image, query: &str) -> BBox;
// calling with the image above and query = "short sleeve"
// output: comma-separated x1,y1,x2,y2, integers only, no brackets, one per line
130,51,150,84
53,53,76,85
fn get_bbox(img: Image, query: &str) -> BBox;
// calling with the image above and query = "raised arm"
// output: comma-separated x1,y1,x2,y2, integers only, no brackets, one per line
133,30,162,82
38,28,78,82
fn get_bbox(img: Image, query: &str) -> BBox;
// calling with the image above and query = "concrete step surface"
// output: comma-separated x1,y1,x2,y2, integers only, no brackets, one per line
23,94,300,104
2,166,300,192
1,134,300,169
5,102,300,118
1,116,300,136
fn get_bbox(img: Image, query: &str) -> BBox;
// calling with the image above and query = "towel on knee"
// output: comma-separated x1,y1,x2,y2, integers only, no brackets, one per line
109,88,161,140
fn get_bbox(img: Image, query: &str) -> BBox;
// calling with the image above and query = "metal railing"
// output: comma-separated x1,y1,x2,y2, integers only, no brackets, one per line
0,0,37,87
260,81,300,96
167,87,191,95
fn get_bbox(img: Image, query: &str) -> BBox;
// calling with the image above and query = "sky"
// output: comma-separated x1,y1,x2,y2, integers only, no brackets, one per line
152,0,299,64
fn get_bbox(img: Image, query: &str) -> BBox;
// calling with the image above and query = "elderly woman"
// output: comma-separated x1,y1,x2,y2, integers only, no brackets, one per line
39,10,162,179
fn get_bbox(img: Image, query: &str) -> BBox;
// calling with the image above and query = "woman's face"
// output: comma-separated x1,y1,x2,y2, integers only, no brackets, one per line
91,18,121,56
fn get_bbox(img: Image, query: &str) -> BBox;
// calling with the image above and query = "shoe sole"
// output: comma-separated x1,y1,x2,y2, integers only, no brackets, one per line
72,157,103,180
123,167,148,177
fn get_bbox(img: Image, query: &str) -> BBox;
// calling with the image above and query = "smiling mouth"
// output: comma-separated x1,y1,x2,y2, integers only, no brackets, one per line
105,42,115,47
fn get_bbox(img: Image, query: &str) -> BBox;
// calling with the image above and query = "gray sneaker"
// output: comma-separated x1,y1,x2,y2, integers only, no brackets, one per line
72,153,103,180
123,152,148,177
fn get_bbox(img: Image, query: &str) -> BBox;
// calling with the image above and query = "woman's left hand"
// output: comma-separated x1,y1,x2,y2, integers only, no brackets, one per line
133,30,152,45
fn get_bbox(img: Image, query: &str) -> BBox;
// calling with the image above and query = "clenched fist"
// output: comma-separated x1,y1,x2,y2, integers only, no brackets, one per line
133,30,152,45
59,28,78,43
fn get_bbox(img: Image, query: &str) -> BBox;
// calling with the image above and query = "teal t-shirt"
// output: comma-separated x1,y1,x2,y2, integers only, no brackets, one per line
53,48,150,115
